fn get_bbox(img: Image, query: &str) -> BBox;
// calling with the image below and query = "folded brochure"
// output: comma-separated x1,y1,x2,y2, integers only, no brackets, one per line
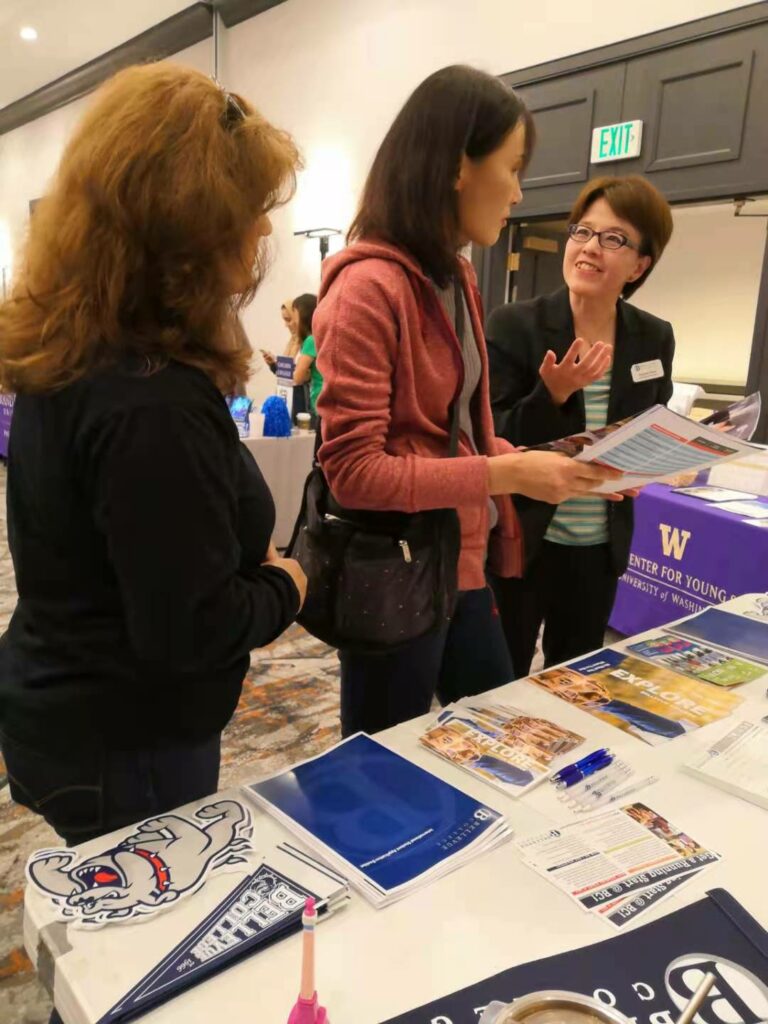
420,699,584,796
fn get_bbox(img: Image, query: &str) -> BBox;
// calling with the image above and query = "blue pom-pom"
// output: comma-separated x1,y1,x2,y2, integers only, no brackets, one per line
261,395,293,437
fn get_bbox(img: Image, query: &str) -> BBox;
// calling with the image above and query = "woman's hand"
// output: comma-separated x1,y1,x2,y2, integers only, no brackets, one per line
487,451,623,504
261,349,277,369
539,339,612,406
262,545,307,609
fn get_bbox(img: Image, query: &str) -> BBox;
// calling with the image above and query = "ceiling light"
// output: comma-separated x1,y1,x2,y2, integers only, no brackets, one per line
20,26,38,41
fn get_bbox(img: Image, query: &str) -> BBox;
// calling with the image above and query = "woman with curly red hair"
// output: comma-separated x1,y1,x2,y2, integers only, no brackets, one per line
0,62,306,847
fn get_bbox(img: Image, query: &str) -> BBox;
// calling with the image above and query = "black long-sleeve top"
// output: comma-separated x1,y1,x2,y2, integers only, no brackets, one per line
0,357,299,752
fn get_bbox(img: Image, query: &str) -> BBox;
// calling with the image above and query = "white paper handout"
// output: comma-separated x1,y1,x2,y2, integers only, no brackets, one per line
515,801,720,930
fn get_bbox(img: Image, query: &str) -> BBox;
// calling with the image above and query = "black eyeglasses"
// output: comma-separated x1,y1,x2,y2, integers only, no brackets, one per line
568,223,640,252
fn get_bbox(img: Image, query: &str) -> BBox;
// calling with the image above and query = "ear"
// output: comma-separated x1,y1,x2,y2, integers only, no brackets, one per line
626,253,652,284
455,153,471,192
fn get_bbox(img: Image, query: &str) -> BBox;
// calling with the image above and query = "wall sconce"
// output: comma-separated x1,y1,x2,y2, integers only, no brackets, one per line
294,227,342,262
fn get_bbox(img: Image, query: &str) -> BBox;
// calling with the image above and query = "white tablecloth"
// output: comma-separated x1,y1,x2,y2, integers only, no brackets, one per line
23,595,768,1024
240,432,315,548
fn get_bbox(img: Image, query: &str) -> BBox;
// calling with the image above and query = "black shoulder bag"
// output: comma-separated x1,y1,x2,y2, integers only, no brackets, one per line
286,279,464,654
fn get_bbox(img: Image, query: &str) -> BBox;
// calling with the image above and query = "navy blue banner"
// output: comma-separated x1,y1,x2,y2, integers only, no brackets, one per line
382,890,768,1024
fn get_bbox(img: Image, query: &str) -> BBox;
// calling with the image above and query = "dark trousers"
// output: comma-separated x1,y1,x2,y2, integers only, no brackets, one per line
1,731,221,847
2,731,222,1024
339,586,514,737
491,541,619,678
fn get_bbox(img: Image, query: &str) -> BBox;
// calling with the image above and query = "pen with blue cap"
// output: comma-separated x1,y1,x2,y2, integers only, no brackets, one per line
553,748,613,788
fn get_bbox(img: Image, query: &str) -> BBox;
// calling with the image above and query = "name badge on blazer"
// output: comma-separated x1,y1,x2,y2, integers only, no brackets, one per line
631,359,664,383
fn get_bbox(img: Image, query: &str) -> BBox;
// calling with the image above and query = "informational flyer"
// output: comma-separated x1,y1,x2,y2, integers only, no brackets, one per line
515,803,720,930
626,632,767,687
532,402,757,494
529,649,742,744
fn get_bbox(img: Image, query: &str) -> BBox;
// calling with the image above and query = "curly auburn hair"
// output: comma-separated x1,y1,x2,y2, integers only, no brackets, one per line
0,62,301,394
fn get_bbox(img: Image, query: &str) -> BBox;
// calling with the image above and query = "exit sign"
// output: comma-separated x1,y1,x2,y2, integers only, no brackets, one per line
590,120,643,163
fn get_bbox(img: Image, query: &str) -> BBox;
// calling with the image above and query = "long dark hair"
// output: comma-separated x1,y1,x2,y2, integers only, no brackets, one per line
292,293,317,342
349,65,534,287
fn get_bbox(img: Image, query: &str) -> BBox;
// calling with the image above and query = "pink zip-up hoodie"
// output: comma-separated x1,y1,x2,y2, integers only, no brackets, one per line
314,240,523,591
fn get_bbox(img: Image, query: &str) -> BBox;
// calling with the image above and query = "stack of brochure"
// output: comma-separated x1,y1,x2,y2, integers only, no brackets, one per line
419,698,584,797
515,803,721,931
683,719,768,811
529,647,743,744
626,631,767,687
245,734,512,908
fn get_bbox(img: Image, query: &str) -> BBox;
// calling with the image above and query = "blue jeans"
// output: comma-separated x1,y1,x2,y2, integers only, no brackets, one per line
339,586,514,736
1,731,221,847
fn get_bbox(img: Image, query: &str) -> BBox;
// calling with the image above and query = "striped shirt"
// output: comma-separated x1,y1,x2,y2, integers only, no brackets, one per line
546,367,612,546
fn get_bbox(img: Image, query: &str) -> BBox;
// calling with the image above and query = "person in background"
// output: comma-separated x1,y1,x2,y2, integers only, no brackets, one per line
314,66,623,737
291,293,322,419
487,175,674,676
0,62,307,852
261,298,301,371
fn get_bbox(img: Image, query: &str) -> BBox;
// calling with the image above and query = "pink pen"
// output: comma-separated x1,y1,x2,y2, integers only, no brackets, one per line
288,897,328,1024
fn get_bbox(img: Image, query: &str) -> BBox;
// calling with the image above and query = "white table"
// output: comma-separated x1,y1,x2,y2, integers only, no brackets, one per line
24,595,768,1024
240,432,315,547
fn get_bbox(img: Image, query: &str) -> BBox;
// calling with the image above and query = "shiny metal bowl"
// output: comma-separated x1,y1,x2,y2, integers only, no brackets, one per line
485,990,634,1024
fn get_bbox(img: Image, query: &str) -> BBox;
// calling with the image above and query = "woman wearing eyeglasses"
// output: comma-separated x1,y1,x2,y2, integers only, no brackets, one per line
487,175,674,676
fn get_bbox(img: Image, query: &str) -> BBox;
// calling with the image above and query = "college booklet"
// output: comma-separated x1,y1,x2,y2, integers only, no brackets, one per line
245,734,511,908
531,398,758,494
671,607,768,666
626,631,768,687
419,699,584,797
528,648,742,744
39,843,349,1024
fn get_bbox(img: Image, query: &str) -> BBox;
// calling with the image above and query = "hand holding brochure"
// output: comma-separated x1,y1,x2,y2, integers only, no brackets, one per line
245,734,511,908
532,398,758,495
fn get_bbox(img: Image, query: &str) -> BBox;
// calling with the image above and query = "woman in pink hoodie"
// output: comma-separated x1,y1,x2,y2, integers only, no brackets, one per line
314,65,621,736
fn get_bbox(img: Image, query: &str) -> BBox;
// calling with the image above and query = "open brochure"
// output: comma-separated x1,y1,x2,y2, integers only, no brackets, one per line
528,648,742,745
532,394,760,495
419,699,584,797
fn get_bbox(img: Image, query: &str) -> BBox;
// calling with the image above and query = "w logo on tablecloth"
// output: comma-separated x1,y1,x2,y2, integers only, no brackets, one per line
659,524,691,560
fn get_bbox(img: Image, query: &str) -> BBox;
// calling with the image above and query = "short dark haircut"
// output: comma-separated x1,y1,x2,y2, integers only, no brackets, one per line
569,175,673,299
349,65,534,287
292,293,317,341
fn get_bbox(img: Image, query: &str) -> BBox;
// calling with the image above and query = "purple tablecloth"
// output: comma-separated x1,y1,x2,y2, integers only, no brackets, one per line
609,483,768,635
0,394,14,458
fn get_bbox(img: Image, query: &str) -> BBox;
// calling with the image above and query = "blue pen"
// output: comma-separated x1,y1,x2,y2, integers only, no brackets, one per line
553,748,610,782
556,753,614,789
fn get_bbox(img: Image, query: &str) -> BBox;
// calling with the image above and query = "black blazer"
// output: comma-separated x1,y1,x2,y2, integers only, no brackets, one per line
487,287,675,576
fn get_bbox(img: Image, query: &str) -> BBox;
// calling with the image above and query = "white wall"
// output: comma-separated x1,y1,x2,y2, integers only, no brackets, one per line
0,38,212,292
631,203,765,387
0,0,757,406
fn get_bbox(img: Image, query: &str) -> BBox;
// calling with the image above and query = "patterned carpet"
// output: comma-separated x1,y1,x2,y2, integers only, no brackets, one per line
0,465,343,1024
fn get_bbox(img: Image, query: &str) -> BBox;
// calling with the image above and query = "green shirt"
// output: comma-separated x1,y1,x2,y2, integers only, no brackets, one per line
545,367,612,546
301,335,323,413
